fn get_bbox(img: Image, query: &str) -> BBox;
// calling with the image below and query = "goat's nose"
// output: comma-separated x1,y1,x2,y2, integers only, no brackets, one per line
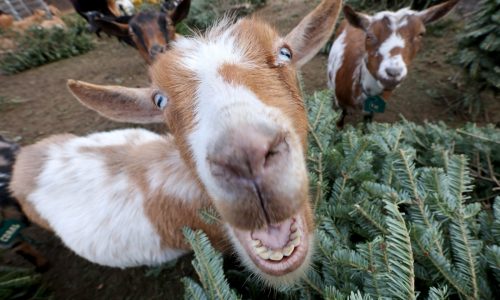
149,45,165,58
208,126,289,180
385,67,402,78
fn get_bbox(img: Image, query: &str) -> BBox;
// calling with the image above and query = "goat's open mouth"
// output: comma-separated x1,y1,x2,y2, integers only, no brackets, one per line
230,214,309,276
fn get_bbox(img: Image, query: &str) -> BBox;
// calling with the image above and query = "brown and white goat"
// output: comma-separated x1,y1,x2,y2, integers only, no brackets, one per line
88,0,191,64
327,0,458,127
9,0,342,286
86,0,190,64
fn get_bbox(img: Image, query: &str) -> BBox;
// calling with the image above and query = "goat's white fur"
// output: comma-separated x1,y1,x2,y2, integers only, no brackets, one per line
24,129,189,267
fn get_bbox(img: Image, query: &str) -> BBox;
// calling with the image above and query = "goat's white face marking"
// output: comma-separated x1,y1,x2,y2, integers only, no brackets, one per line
377,31,407,81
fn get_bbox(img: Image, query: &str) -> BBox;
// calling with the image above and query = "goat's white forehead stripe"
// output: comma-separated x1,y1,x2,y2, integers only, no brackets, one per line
372,7,416,21
372,7,417,30
379,33,405,56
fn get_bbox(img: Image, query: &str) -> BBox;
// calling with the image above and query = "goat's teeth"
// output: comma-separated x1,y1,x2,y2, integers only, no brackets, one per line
251,239,262,247
290,223,298,232
258,250,272,260
290,231,301,240
290,235,301,247
283,244,295,256
270,251,284,261
254,245,268,254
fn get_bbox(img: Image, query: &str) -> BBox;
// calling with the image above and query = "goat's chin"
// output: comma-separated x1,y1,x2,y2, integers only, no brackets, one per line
226,212,314,287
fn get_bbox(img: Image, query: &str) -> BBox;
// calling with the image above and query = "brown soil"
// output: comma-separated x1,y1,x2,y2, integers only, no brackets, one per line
0,1,498,299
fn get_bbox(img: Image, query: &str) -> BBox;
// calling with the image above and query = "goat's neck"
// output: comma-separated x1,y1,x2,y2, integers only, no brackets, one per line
355,56,384,103
138,135,227,250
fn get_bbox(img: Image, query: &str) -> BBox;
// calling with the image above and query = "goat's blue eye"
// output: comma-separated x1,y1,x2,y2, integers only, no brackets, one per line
153,93,167,109
278,47,292,62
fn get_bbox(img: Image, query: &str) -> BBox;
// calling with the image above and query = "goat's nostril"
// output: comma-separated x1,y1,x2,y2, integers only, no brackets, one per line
386,67,402,78
209,129,288,180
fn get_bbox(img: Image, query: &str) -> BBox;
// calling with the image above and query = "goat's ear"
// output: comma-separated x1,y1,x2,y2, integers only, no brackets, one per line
106,0,121,17
416,0,458,24
168,0,191,25
343,5,371,32
284,0,342,68
67,80,164,124
91,17,130,38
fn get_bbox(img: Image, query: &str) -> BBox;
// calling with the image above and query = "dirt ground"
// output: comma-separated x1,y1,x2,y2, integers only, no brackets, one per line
0,0,498,299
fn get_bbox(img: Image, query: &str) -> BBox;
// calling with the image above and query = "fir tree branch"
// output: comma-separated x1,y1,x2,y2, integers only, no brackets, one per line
450,220,480,300
456,129,500,145
412,231,472,298
314,153,324,209
302,274,325,297
366,242,385,299
384,201,415,299
353,204,389,235
312,96,325,129
308,123,324,153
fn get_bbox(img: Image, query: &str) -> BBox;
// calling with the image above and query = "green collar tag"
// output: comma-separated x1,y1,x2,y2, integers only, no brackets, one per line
363,95,386,113
0,219,25,248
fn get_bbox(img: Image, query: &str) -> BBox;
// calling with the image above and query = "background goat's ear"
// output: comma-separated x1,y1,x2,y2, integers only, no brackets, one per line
168,0,191,25
67,80,164,124
416,0,458,24
343,5,371,32
284,0,342,68
92,18,130,37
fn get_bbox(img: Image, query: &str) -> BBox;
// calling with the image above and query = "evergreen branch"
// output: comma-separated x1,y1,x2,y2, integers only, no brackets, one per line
485,154,500,188
364,241,386,299
427,285,449,300
333,249,370,271
198,206,221,225
352,204,389,236
484,245,500,285
302,272,325,297
456,129,500,145
395,149,420,201
182,278,208,300
183,228,240,300
384,201,415,299
449,221,480,300
314,153,324,209
412,230,472,298
308,123,325,153
312,95,325,129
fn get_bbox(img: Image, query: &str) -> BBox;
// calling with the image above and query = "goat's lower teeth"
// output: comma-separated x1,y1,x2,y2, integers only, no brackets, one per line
270,251,284,261
283,244,294,256
290,223,297,232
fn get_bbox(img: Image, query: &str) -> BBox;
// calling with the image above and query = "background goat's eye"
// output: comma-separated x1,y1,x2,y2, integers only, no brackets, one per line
278,47,292,61
153,93,167,109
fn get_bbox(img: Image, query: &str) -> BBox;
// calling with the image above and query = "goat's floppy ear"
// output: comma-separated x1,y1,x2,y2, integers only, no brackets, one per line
67,80,164,124
343,5,371,32
284,0,342,68
165,0,191,25
106,0,121,17
416,0,458,24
